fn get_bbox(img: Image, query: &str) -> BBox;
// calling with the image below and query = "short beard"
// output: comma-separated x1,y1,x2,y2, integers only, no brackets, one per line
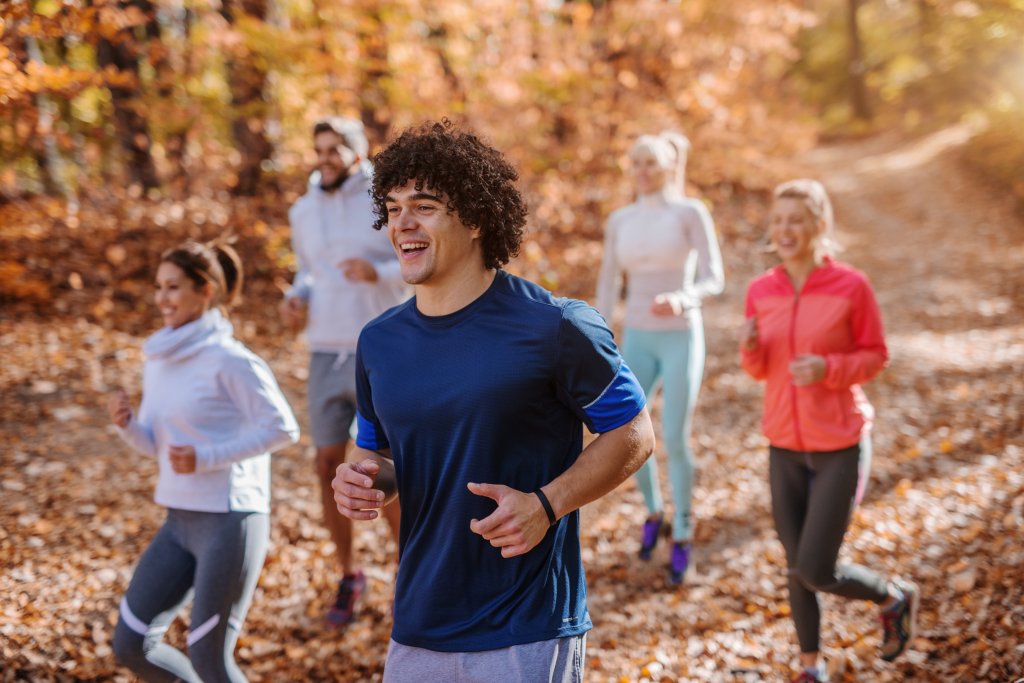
320,168,349,193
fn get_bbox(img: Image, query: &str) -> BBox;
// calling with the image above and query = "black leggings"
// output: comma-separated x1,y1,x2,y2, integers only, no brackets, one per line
769,442,890,654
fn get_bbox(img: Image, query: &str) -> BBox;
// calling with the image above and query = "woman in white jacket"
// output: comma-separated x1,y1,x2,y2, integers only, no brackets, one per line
108,239,299,682
595,132,724,585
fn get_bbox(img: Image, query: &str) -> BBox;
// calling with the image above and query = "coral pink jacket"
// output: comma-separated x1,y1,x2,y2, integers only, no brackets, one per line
740,258,888,452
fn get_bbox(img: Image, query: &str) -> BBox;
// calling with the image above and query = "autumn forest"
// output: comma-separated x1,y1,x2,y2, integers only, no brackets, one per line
2,0,1023,681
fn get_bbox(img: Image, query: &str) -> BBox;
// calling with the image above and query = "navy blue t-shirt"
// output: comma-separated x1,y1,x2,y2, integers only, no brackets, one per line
355,270,645,652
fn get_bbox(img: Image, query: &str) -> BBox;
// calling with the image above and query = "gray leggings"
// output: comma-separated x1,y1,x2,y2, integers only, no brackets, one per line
769,441,890,654
113,508,269,682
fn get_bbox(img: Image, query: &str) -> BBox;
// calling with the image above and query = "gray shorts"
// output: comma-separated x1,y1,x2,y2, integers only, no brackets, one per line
383,634,586,683
308,351,357,448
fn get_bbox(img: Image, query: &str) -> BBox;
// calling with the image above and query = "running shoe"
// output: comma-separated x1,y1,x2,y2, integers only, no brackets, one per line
879,579,919,661
638,512,664,560
791,669,828,683
325,571,366,629
668,542,690,585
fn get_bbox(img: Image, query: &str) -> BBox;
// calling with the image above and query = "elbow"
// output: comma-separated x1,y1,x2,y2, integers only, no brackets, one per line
634,408,656,462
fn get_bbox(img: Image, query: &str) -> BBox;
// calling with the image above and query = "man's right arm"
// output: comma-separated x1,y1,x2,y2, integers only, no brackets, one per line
285,203,314,302
332,447,397,521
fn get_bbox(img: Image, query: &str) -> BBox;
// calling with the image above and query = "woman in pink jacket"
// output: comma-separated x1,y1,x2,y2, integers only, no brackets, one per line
739,179,918,682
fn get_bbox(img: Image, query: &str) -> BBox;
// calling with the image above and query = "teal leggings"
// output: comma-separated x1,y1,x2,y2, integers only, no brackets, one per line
622,323,705,542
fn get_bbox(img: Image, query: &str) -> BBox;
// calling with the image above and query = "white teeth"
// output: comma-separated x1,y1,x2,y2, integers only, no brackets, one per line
400,242,428,251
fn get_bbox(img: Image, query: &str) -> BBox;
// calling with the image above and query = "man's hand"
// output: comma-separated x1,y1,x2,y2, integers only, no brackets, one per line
339,258,378,283
467,483,551,558
333,459,387,521
739,316,759,352
107,388,132,428
789,354,826,386
168,445,197,474
279,297,307,332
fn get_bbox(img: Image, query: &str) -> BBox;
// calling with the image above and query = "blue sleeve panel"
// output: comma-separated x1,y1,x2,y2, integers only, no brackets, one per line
555,299,647,433
584,360,646,433
354,341,389,451
355,411,384,450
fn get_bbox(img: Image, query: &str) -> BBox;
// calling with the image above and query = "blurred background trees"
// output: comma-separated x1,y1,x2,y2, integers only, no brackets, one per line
0,0,1021,312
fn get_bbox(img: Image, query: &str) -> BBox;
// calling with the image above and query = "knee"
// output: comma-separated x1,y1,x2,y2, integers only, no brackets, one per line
662,434,693,463
792,561,839,593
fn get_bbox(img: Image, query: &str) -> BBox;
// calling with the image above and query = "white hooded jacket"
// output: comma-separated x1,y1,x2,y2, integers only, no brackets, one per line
286,164,407,354
117,309,299,513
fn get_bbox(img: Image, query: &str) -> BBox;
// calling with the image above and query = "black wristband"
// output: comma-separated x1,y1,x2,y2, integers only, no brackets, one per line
534,488,557,526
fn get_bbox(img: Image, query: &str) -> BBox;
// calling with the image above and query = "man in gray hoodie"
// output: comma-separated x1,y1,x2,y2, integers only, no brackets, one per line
280,117,405,629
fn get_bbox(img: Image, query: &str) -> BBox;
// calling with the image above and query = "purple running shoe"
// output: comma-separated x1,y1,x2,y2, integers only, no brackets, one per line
668,542,690,585
639,513,664,560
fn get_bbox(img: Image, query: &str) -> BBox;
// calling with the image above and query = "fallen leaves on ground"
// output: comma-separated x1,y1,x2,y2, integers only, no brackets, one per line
3,129,1023,681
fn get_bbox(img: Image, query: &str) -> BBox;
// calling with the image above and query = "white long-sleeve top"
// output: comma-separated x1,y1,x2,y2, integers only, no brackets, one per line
117,309,299,513
595,190,724,331
286,164,408,355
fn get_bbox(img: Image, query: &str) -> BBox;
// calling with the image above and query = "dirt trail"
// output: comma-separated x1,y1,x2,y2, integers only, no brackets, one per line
2,127,1022,682
583,125,1024,682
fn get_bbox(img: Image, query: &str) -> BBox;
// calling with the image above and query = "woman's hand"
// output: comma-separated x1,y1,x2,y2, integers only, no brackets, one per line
738,317,759,352
651,293,682,317
107,389,132,428
168,445,197,474
789,354,826,386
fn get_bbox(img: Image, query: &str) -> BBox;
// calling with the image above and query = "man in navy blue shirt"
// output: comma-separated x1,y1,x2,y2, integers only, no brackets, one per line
332,120,655,682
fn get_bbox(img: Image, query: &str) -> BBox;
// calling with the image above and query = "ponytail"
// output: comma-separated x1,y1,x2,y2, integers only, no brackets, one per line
659,131,690,198
209,238,243,307
629,131,691,198
160,236,244,310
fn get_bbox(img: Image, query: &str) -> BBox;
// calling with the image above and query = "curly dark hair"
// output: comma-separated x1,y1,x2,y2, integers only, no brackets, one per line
370,120,527,270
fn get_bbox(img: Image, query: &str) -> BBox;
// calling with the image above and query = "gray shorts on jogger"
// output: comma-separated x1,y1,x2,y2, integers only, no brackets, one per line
383,635,587,683
308,351,358,447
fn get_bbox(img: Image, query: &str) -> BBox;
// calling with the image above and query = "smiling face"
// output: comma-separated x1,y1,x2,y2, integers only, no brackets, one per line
314,130,360,189
629,148,669,196
769,197,825,266
385,180,484,288
155,261,212,329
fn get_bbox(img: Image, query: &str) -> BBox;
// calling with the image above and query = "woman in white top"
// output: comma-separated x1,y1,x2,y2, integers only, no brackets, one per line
595,132,724,584
108,239,299,682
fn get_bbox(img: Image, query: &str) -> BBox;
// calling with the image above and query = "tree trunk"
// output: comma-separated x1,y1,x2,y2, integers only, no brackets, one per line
221,0,274,196
916,0,937,75
355,3,391,148
154,5,193,190
846,0,872,122
426,22,467,118
95,0,160,190
24,36,72,198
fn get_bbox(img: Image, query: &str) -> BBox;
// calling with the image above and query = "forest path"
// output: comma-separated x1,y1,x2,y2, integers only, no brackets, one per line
2,125,1022,682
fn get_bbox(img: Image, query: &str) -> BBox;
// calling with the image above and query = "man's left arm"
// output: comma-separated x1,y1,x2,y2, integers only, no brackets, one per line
468,408,653,558
469,300,654,557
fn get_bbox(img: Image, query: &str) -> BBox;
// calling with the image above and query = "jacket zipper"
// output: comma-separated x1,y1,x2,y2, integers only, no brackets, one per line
789,277,805,452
